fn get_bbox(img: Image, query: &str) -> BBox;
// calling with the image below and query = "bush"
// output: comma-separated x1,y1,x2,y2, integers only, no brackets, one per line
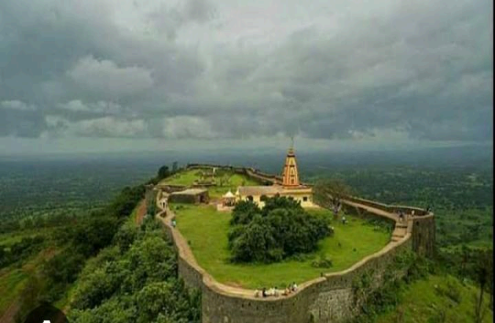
311,255,333,268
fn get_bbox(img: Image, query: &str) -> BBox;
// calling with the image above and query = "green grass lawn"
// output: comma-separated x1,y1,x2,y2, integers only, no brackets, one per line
171,204,390,289
161,169,206,186
161,168,261,199
376,275,493,323
207,173,260,198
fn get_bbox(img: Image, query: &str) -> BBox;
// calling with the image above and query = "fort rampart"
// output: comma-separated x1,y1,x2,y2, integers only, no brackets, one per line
156,164,435,322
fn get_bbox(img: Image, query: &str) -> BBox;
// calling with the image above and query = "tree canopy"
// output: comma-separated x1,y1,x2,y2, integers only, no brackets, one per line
313,179,354,207
69,220,200,323
228,196,332,263
157,166,170,181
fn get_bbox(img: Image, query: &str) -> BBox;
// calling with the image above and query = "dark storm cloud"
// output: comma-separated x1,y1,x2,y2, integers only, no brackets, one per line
0,0,492,143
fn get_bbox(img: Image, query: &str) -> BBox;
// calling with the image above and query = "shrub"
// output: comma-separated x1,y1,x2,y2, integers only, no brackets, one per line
311,255,333,268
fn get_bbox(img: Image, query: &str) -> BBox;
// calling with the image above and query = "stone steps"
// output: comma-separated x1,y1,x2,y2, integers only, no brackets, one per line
391,227,407,242
396,222,408,228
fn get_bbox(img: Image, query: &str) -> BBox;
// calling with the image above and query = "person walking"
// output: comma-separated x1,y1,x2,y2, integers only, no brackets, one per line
291,282,298,292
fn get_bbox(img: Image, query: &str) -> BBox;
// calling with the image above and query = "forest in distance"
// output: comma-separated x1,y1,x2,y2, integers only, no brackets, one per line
0,144,492,322
1,145,492,240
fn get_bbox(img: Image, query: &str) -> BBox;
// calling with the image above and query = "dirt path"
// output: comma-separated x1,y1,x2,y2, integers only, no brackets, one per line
134,199,147,226
0,299,20,323
0,248,59,323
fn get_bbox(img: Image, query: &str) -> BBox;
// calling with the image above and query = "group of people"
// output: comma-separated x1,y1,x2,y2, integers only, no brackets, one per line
255,282,298,298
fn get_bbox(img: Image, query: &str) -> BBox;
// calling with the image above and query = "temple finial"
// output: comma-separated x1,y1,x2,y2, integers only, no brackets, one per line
290,136,294,150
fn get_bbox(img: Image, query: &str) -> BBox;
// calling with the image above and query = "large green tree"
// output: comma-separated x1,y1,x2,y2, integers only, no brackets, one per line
313,179,354,214
157,165,170,181
228,196,332,263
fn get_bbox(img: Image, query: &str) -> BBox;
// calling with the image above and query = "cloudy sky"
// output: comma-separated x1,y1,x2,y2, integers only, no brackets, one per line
0,0,492,154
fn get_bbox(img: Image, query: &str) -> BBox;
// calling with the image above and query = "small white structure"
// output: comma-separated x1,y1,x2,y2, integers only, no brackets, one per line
222,190,236,206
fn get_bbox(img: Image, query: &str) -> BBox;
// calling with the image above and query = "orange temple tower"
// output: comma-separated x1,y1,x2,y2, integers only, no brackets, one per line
236,137,315,208
282,141,300,187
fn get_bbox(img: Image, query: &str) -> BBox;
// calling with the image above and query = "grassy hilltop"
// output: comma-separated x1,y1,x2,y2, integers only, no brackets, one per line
172,203,390,289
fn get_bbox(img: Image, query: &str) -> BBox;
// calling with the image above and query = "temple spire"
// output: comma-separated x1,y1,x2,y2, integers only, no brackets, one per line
282,139,300,187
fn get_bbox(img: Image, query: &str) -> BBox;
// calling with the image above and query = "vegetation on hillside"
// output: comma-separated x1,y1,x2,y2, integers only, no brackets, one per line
68,217,200,323
351,253,493,323
12,184,146,322
375,274,493,323
0,236,44,269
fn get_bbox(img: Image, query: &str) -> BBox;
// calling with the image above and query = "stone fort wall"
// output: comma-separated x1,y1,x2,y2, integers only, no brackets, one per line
186,163,283,185
156,165,435,323
200,238,413,323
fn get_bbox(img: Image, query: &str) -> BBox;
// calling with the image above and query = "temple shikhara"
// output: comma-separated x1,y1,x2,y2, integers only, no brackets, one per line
235,143,315,208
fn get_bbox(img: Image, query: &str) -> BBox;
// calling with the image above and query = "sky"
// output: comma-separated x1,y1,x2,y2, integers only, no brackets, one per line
0,0,493,155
